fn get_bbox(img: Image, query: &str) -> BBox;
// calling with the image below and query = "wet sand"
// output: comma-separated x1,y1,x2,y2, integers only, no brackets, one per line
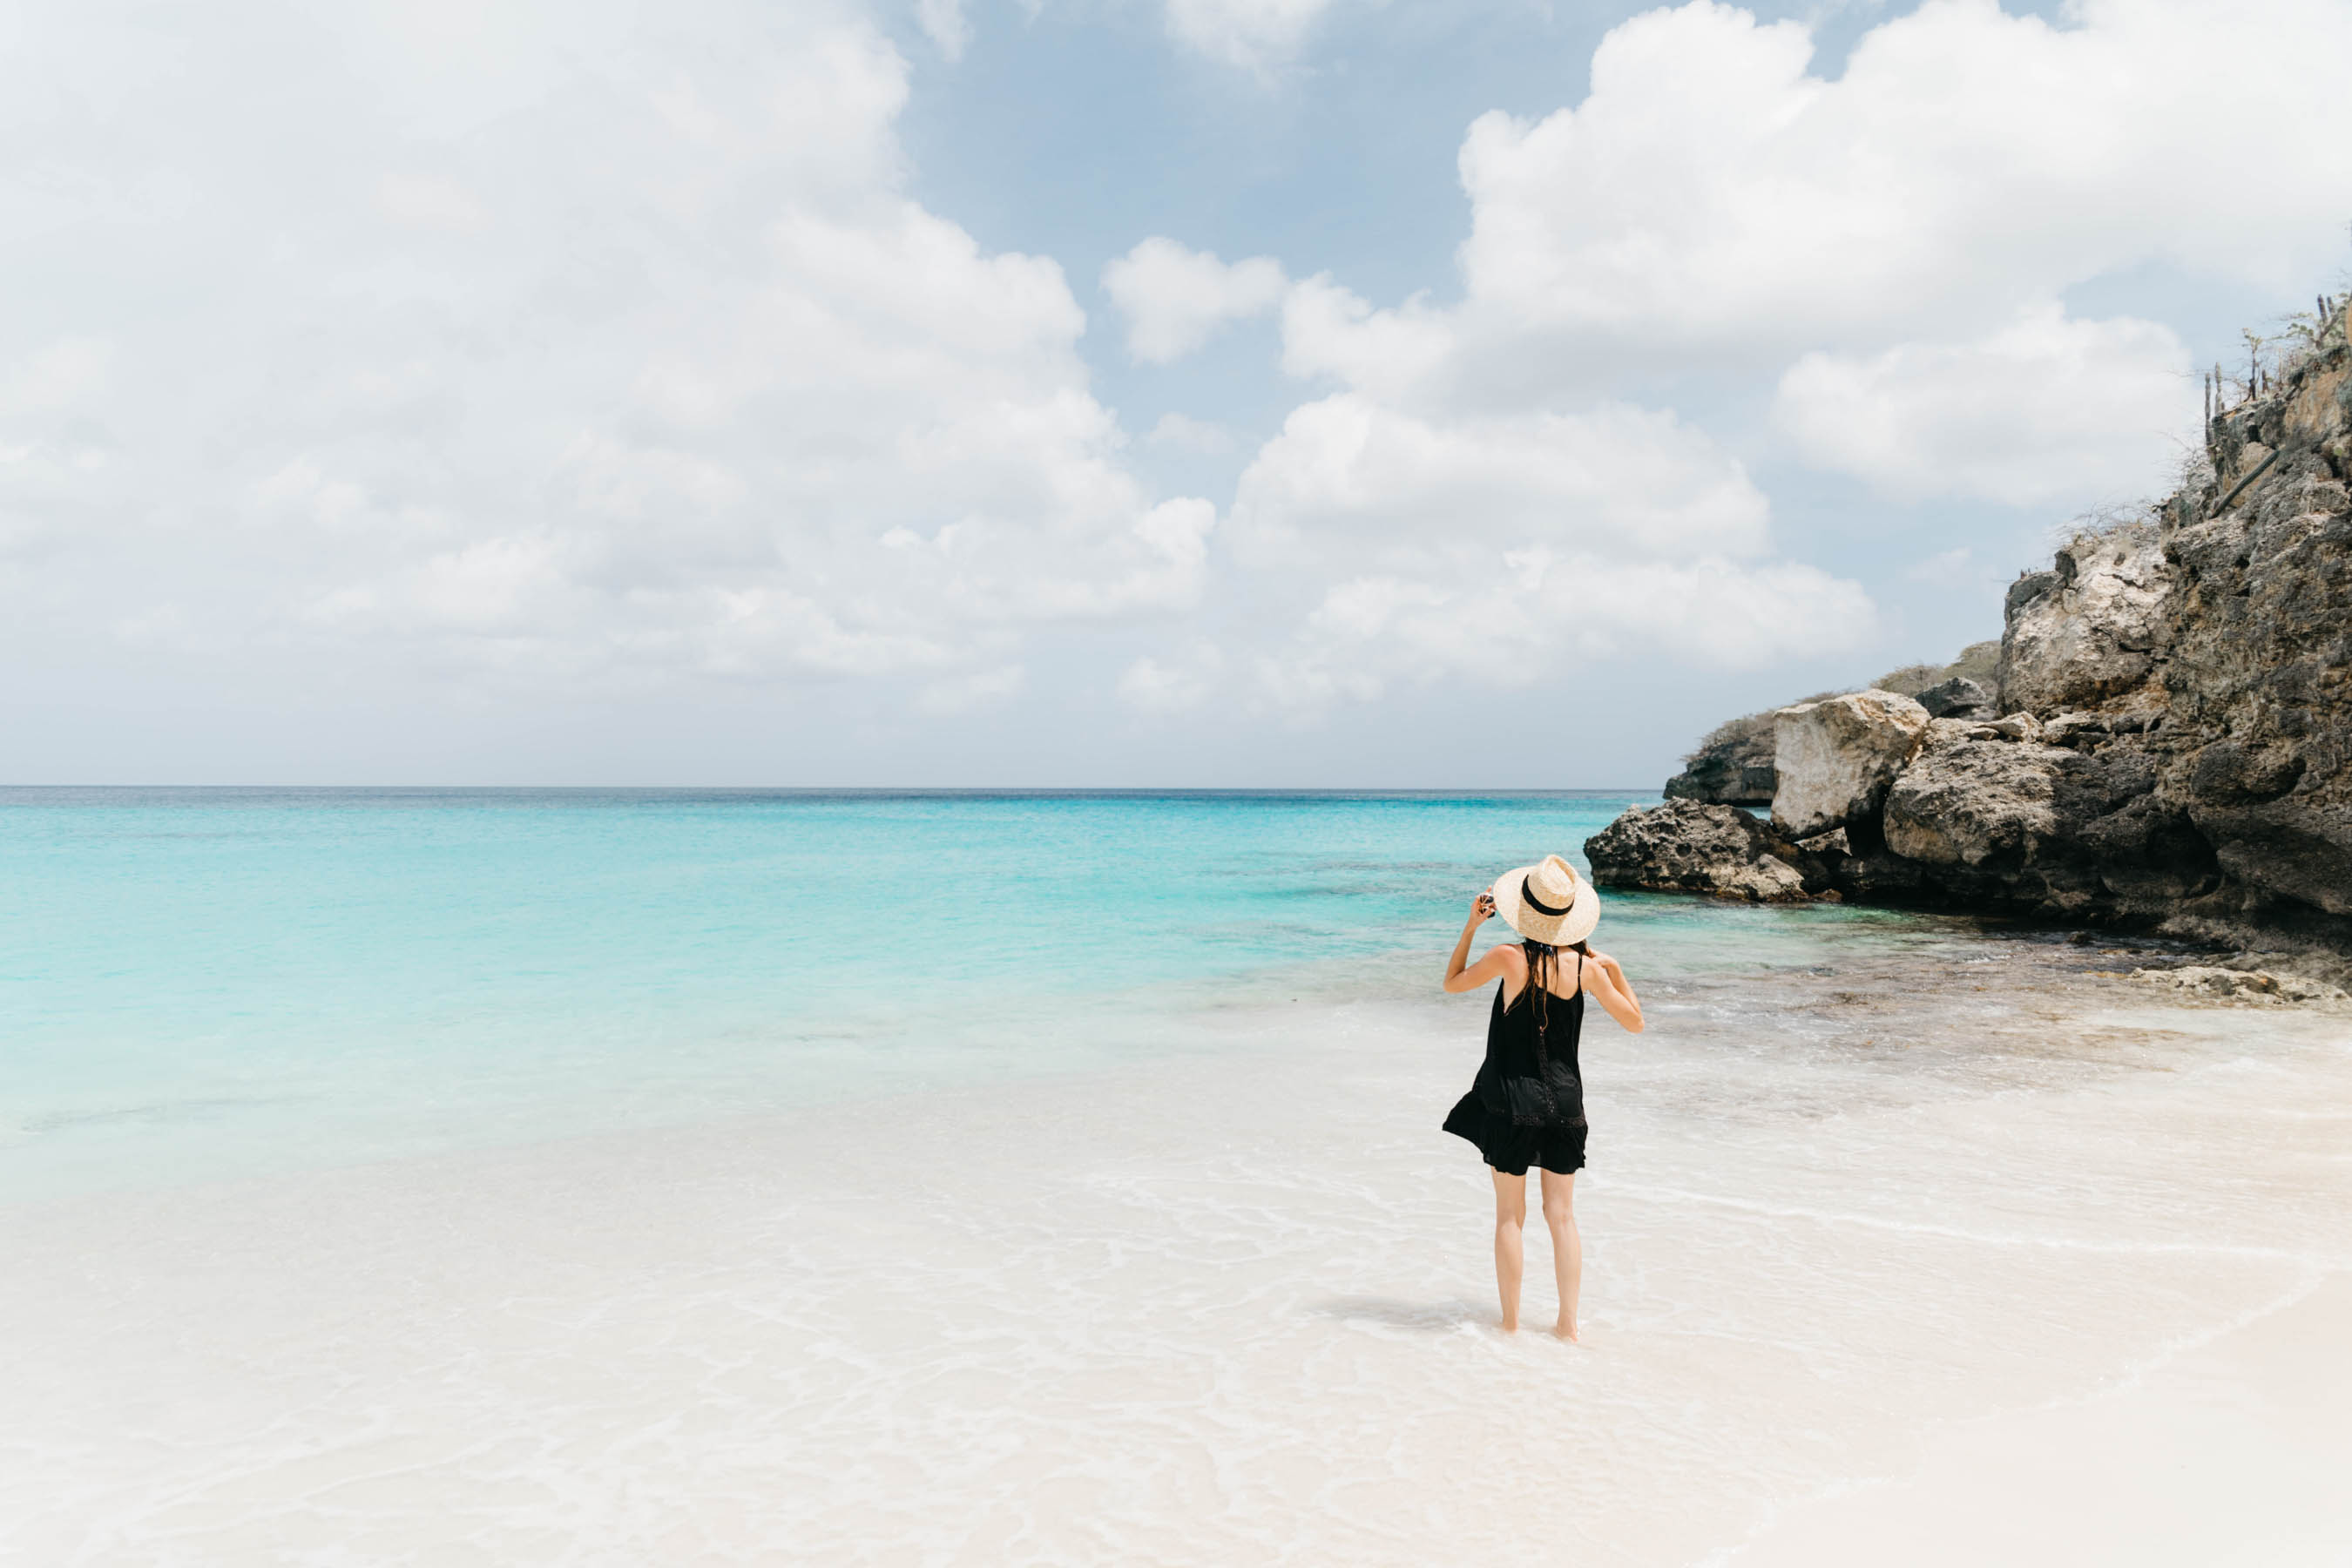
1732,1274,2352,1566
3,929,2346,1563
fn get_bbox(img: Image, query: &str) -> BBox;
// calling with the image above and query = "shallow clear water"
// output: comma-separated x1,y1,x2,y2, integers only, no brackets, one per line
1,785,1903,1197
3,791,2348,1564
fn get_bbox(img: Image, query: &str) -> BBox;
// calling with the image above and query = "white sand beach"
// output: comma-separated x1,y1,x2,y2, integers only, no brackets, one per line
4,934,2347,1564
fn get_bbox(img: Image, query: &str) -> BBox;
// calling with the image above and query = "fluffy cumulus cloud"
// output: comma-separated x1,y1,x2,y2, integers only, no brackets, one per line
1105,0,2352,713
15,0,2337,767
1774,304,2198,506
1427,0,2352,498
1163,0,1341,73
1096,0,2352,715
0,0,1213,710
1220,395,1871,704
1103,239,1288,365
915,0,971,59
1454,0,2352,350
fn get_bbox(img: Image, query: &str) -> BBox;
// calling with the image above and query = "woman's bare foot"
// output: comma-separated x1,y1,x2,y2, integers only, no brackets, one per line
1551,1318,1579,1342
1500,1315,1519,1333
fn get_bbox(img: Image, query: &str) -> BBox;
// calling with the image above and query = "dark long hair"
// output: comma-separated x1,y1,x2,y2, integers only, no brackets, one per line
1520,936,1592,1044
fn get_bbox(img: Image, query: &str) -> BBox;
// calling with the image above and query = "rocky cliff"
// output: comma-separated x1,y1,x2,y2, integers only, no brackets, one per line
1591,294,2352,979
1661,642,1997,805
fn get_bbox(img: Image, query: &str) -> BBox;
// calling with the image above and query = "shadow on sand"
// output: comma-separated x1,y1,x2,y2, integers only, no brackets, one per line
1313,1296,1492,1333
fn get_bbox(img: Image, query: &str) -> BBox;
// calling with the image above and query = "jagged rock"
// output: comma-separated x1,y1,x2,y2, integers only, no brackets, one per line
1635,294,2352,966
1663,748,1775,806
1980,712,2044,742
1882,734,2067,867
1583,800,1814,902
1663,709,1785,804
1997,528,2169,715
1879,727,2219,916
1915,676,1993,720
1771,691,1930,840
2129,966,2348,1005
1869,640,2001,701
2040,711,2111,748
2159,429,2352,921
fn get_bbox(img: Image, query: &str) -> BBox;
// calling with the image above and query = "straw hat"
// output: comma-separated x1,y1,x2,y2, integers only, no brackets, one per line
1490,854,1601,947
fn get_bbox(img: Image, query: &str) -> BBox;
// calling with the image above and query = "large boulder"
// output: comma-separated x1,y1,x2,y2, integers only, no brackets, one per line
1880,726,2220,916
1771,691,1930,840
1583,800,1813,902
1997,528,2170,715
1882,733,2069,867
1915,676,1994,720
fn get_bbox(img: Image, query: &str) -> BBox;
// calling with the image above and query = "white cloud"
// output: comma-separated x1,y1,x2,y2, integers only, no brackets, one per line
0,0,1214,702
1903,546,2013,594
1231,395,1773,567
1774,303,2197,504
1227,394,1870,704
1145,413,1234,453
918,663,1024,713
1117,641,1226,713
1254,556,1876,710
1172,0,2350,704
916,0,971,59
1103,238,1286,365
1278,277,1455,403
1164,0,1340,72
1452,0,2352,355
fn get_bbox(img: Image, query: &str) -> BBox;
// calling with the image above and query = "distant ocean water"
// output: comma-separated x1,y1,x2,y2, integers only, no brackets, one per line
3,787,1686,1196
7,787,2349,1563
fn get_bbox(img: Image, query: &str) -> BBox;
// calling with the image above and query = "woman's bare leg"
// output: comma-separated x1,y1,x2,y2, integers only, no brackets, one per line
1490,1168,1527,1331
1540,1169,1582,1342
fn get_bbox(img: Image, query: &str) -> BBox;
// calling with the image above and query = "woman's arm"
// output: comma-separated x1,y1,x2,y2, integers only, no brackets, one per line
1442,890,1518,994
1581,950,1645,1033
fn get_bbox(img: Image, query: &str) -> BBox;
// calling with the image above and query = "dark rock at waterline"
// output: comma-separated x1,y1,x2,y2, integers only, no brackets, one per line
1590,292,2352,980
1583,799,1815,902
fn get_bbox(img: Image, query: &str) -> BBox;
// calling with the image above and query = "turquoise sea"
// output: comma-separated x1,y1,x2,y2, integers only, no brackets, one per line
6,787,1706,1196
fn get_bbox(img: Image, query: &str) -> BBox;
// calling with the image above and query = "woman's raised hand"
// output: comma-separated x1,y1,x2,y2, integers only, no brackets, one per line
1470,890,1497,924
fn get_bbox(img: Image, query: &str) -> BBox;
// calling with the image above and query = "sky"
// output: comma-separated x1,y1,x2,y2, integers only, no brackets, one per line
3,0,2349,787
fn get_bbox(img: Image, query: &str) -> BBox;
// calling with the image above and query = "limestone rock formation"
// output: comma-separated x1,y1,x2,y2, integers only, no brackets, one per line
1997,529,2170,718
1915,676,1994,720
1587,291,2352,979
1882,730,2067,868
1662,712,1781,805
1660,645,1995,805
2130,966,2348,1005
1583,800,1812,902
1770,691,1930,841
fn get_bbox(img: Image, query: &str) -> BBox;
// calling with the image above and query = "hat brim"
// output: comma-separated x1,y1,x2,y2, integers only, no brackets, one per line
1490,862,1602,947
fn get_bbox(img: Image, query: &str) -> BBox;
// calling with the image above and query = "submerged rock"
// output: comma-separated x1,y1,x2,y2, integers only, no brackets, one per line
1770,691,1930,841
1583,800,1814,902
2130,966,2349,1006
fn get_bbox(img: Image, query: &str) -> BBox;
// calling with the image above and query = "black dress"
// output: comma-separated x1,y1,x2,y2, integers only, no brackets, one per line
1443,956,1589,1177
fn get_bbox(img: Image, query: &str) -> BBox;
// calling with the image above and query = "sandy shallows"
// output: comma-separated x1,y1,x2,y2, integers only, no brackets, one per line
3,932,2348,1564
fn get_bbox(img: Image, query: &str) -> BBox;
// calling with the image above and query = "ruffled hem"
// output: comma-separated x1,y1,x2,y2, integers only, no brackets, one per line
1442,1092,1588,1177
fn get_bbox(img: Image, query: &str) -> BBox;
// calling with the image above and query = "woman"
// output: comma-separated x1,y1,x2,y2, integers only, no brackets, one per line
1441,854,1643,1340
